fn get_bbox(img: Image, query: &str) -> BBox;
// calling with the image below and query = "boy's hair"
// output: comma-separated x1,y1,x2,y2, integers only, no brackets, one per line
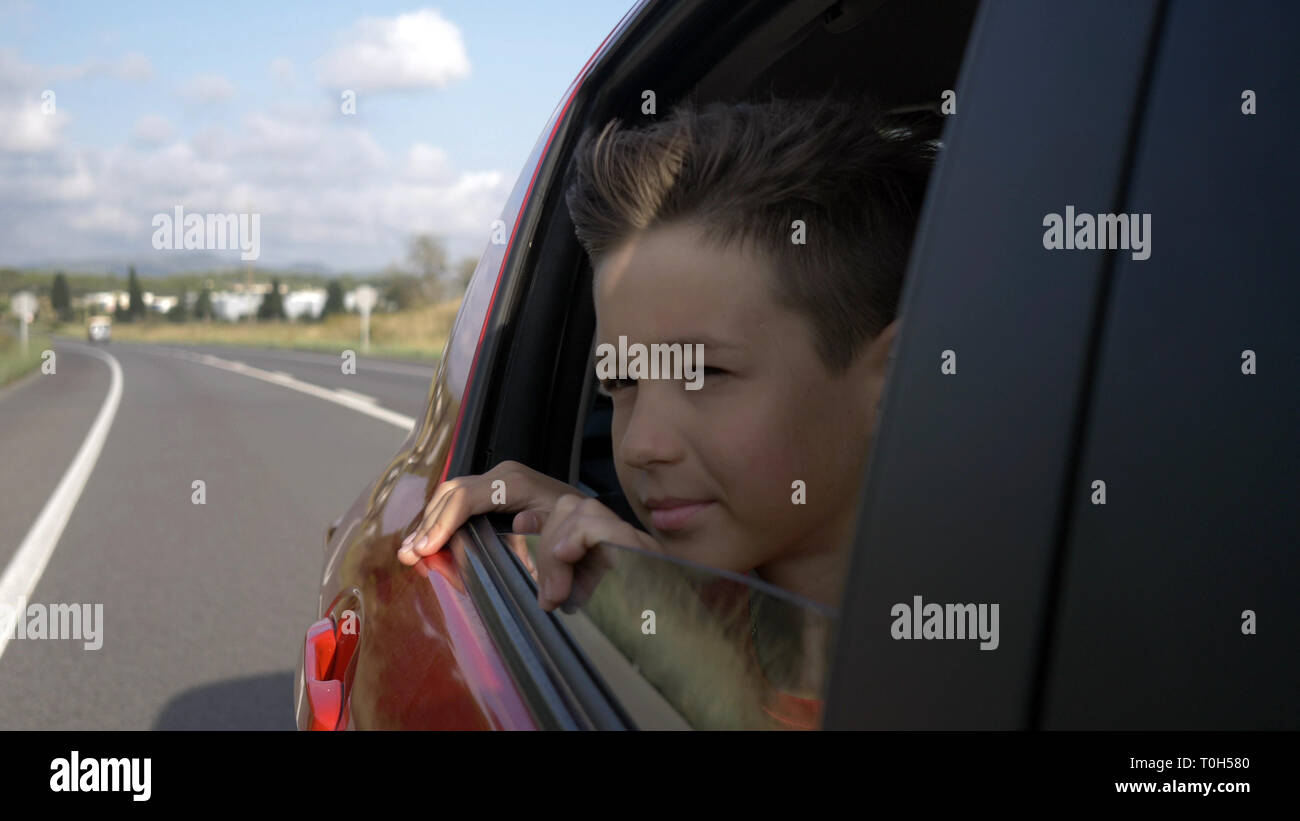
564,94,935,372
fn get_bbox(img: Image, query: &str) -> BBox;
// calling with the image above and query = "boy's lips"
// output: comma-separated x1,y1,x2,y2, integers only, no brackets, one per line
643,498,715,532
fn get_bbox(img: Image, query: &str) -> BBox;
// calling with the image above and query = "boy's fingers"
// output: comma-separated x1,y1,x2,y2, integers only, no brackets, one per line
550,500,635,562
399,466,583,566
399,479,488,560
537,564,574,611
399,477,464,554
535,501,634,610
512,509,546,533
533,496,587,609
565,546,612,612
409,463,556,546
412,485,484,557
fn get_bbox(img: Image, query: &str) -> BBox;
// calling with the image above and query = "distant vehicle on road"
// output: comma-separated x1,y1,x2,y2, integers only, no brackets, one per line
87,315,111,343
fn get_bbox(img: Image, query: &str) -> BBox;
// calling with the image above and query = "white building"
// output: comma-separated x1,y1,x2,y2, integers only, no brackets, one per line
284,288,327,320
150,295,179,314
206,282,270,321
210,291,260,321
82,291,129,313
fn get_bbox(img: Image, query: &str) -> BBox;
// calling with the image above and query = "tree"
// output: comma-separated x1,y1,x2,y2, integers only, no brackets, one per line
194,287,213,321
257,278,286,320
406,234,448,303
51,272,71,322
320,280,345,319
384,274,424,311
127,266,144,321
167,292,188,323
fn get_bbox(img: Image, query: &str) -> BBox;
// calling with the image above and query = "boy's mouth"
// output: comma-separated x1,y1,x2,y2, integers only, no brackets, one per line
643,497,715,532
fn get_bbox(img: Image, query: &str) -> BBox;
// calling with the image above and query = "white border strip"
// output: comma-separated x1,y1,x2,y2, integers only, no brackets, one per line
145,344,437,379
162,349,414,431
0,345,123,661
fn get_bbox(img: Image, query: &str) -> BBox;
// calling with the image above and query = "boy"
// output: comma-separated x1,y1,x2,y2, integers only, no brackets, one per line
397,94,933,719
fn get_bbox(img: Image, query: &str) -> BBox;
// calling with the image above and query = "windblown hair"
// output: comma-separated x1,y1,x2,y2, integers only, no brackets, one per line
564,94,935,371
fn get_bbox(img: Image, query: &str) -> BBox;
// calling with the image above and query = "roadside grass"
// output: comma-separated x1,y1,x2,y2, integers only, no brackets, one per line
52,300,459,362
0,325,52,389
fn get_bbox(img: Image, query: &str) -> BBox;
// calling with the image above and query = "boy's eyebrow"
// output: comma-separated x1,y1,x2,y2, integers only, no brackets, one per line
660,336,742,350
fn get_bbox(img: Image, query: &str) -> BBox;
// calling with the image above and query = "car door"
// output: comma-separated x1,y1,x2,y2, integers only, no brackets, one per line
825,0,1297,730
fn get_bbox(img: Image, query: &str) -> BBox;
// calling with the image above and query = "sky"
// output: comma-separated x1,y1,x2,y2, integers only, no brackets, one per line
0,0,634,273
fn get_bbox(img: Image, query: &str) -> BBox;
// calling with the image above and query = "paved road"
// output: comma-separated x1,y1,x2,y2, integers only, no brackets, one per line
0,339,434,729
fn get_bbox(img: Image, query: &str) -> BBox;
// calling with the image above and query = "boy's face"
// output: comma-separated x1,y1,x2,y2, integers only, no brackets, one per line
593,220,895,585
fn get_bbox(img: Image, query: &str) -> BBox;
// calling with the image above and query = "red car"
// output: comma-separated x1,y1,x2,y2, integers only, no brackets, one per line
296,0,1298,730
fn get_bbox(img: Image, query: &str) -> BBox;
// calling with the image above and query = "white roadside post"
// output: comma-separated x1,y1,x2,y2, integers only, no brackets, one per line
11,292,37,355
354,285,377,355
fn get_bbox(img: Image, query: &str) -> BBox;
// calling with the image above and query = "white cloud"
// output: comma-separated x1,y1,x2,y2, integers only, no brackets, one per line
406,142,450,181
0,101,511,269
269,57,295,85
1,150,95,203
316,9,470,93
69,203,136,234
0,100,68,152
0,47,42,91
0,50,70,153
179,73,236,103
109,53,153,81
132,114,175,144
0,47,152,87
0,52,498,268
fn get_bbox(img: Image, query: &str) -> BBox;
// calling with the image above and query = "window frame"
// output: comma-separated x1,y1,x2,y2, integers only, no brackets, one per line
452,0,990,729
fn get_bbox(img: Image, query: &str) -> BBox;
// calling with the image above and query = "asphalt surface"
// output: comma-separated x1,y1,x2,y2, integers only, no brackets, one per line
0,338,435,729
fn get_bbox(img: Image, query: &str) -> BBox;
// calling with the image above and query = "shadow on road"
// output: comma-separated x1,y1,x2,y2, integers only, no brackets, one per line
152,671,295,730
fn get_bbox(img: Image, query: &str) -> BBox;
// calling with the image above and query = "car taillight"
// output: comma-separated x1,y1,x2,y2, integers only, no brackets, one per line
302,613,359,731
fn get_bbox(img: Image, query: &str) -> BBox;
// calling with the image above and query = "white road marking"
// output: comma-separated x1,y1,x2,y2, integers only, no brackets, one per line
0,344,123,662
129,342,436,379
215,347,437,379
155,348,414,431
333,388,378,404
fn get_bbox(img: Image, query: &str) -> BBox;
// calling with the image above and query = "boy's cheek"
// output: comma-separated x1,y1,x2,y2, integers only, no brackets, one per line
725,446,815,525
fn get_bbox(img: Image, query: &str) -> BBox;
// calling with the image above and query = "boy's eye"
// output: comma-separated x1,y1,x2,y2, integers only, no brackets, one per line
598,377,637,395
597,368,727,396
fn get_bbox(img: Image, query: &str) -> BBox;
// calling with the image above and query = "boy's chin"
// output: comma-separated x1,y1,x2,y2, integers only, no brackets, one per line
656,529,753,575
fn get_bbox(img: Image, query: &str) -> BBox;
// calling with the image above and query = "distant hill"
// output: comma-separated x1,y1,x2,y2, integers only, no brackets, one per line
11,253,350,279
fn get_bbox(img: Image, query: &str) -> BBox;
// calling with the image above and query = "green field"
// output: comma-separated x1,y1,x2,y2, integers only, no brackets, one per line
0,326,51,389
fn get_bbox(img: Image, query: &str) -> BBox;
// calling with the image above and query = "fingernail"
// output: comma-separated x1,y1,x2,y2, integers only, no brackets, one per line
415,535,429,552
397,547,412,562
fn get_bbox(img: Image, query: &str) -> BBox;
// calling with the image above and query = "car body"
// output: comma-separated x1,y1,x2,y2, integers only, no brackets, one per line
87,315,111,343
297,0,1297,730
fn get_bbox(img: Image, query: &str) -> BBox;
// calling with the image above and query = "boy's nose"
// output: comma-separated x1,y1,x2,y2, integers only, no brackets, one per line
619,388,684,469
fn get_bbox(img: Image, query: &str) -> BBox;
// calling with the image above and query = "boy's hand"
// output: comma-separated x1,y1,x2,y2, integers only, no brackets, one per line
534,494,660,612
397,461,580,565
